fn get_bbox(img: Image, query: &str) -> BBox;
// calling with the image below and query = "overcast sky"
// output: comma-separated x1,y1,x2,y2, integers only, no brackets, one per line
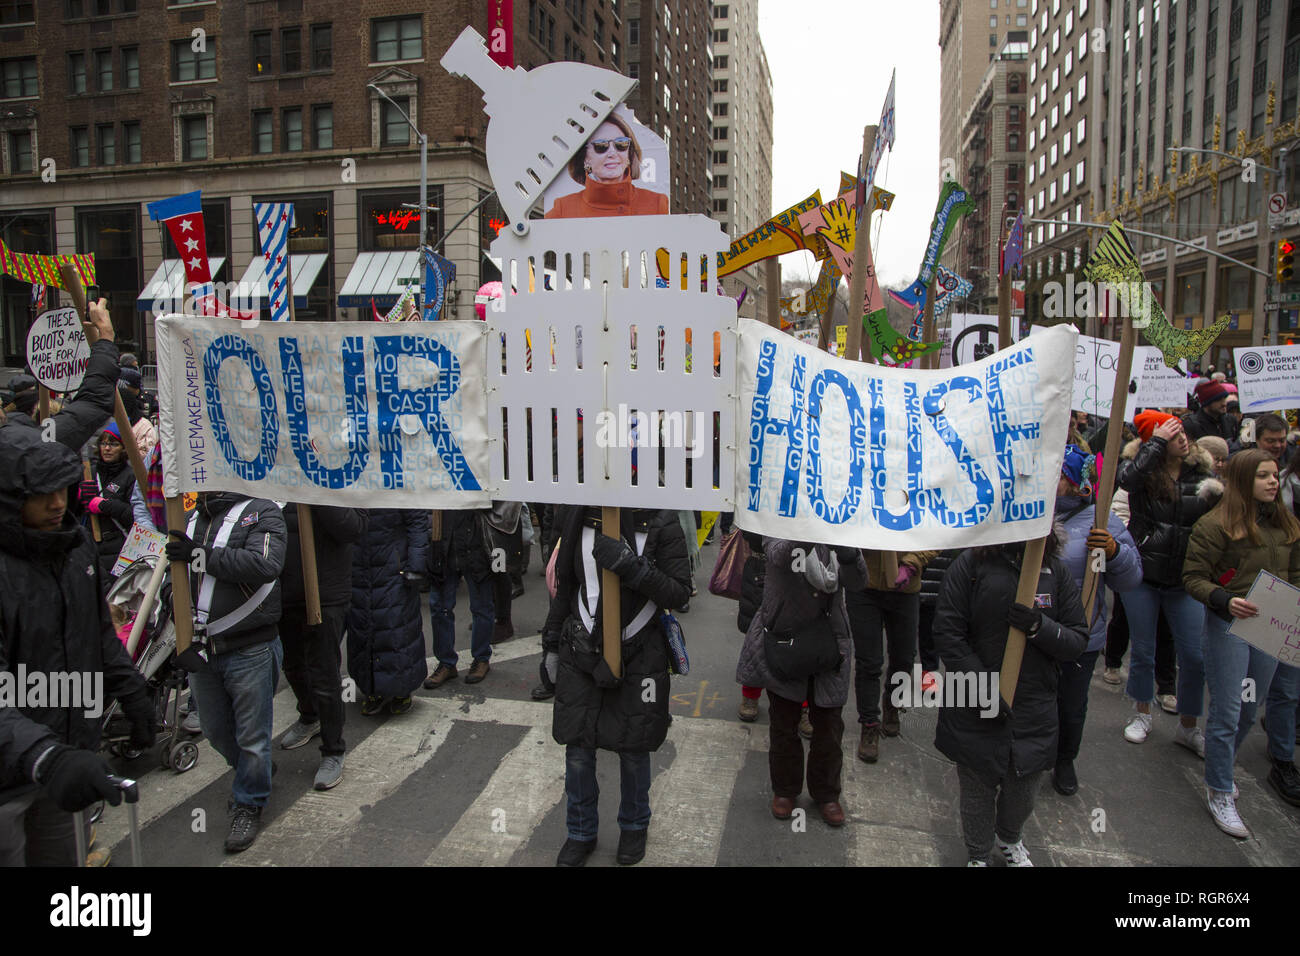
757,0,941,291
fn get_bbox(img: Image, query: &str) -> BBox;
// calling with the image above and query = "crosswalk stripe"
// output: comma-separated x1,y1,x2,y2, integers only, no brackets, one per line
642,718,750,866
99,685,301,852
226,697,458,867
424,716,567,866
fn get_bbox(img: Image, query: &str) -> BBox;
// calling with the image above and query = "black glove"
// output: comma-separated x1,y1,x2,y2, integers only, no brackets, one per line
165,531,206,565
37,746,123,813
832,545,860,563
121,693,158,751
1007,602,1042,637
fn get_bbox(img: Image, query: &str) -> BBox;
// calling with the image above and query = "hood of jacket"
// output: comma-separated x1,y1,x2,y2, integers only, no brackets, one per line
1121,436,1215,474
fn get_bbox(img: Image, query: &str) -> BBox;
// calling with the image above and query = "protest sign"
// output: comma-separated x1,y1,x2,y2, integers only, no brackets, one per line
26,307,89,392
1030,327,1119,417
1132,346,1189,409
154,315,491,508
735,320,1076,550
946,313,1019,367
1229,571,1300,666
1233,344,1300,412
111,524,168,577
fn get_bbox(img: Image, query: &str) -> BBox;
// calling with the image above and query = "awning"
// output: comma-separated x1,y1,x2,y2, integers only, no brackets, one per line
234,253,328,310
337,251,421,308
136,258,225,312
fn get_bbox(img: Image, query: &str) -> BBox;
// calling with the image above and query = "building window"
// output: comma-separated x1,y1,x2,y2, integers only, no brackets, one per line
713,125,728,140
713,149,727,164
1077,73,1086,101
181,115,207,160
1062,170,1070,193
1050,142,1058,165
990,33,998,46
1063,130,1071,154
70,126,89,166
1075,160,1085,183
123,121,140,163
372,16,422,62
172,38,217,82
7,129,32,171
252,110,272,154
311,24,332,69
95,49,113,92
381,97,411,146
2,57,37,98
715,174,729,188
282,107,303,152
714,55,728,69
1009,131,1020,150
1051,66,1058,91
312,105,333,150
1064,90,1072,116
628,17,639,44
991,15,998,26
714,4,729,16
281,27,302,73
628,62,638,78
68,51,86,93
95,123,114,164
712,198,728,213
1050,104,1058,128
1017,14,1027,25
714,78,728,93
361,187,442,251
1076,116,1085,143
714,101,728,117
0,1,34,24
122,47,139,89
714,28,728,42
251,31,271,75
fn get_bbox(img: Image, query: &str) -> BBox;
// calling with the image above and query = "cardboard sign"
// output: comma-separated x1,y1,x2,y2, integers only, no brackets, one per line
1230,571,1300,666
154,315,491,508
735,321,1075,550
26,307,90,392
1233,344,1300,412
1132,346,1189,410
1029,327,1119,417
111,524,168,577
946,313,1020,367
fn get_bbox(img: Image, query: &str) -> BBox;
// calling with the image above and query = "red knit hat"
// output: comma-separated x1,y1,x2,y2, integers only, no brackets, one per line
1134,410,1176,442
1194,380,1230,407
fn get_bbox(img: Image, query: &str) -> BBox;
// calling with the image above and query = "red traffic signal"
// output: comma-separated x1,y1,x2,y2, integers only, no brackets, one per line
1280,240,1297,283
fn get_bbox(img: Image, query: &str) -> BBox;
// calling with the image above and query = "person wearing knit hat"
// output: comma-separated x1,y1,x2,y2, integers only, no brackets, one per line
1183,380,1239,448
1197,435,1230,476
83,422,137,578
1115,412,1222,755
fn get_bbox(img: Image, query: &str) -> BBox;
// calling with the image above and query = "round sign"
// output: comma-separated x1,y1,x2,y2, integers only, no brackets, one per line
1270,193,1288,215
26,307,90,392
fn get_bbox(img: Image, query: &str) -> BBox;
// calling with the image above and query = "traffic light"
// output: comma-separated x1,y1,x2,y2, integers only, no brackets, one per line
1279,239,1297,284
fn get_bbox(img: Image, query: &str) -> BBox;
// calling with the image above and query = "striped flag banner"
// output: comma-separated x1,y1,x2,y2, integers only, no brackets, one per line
254,202,295,322
0,238,95,290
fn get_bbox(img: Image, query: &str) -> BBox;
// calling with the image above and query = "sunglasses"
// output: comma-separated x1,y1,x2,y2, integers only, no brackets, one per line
589,138,631,155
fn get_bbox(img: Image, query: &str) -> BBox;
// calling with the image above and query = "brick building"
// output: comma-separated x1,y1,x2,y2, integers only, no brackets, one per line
0,0,629,368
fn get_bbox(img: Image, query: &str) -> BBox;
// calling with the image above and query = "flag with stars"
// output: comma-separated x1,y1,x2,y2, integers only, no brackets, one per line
147,191,212,287
254,201,294,322
1000,209,1025,277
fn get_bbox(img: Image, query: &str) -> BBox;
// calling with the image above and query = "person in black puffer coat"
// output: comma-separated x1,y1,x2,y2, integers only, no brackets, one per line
346,509,430,714
82,421,137,579
932,533,1088,867
543,506,690,867
278,504,367,791
1116,411,1221,752
0,426,153,865
917,549,959,676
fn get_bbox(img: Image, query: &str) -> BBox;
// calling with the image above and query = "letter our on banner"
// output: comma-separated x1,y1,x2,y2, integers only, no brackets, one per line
734,320,1076,552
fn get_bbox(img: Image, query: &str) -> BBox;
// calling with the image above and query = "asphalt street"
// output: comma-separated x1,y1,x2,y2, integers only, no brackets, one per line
97,534,1300,867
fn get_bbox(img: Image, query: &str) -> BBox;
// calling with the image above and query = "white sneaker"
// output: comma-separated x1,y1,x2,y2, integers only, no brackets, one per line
1123,711,1153,743
996,836,1033,867
1102,667,1123,685
966,859,988,867
1206,788,1249,838
1174,723,1206,759
1157,693,1179,714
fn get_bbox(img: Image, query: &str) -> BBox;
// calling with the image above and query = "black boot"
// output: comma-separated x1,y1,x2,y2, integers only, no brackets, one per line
556,837,596,867
1052,759,1079,796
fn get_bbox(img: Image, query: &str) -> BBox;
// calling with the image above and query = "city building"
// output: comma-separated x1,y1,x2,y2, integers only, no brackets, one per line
1022,0,1300,359
954,37,1029,312
710,0,773,320
939,0,1035,272
0,0,628,370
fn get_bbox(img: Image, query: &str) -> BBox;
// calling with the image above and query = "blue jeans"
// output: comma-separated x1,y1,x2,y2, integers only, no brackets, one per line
1202,614,1300,791
564,745,651,840
189,637,282,808
430,572,494,667
1121,584,1206,716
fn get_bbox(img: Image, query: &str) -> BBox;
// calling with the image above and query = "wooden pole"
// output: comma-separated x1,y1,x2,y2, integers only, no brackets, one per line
38,385,51,421
282,257,323,626
997,269,1012,348
125,553,168,659
920,279,939,370
817,274,838,352
844,125,878,365
1079,300,1136,623
165,497,195,654
601,505,622,679
999,535,1047,708
765,258,781,329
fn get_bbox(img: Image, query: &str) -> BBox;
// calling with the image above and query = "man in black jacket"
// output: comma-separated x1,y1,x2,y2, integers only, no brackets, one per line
0,427,154,865
277,504,367,792
2,299,120,451
167,491,286,853
1182,380,1240,449
424,508,496,688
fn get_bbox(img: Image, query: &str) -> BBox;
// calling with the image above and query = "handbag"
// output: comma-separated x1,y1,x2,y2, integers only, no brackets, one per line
763,597,839,682
708,529,750,600
660,610,689,676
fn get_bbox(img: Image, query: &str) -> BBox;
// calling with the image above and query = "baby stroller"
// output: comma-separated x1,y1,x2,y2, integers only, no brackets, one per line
102,553,201,775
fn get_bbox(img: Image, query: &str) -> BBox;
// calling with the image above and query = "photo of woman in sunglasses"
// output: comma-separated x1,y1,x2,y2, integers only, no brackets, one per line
544,108,669,219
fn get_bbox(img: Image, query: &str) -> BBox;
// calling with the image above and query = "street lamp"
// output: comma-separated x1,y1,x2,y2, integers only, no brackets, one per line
368,83,428,301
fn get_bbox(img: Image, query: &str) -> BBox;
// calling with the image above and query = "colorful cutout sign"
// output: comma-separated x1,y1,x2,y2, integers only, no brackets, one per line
0,239,95,290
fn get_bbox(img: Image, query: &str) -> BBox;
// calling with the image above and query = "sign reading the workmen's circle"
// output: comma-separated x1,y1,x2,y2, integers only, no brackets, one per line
736,321,1076,550
154,314,491,508
26,308,89,392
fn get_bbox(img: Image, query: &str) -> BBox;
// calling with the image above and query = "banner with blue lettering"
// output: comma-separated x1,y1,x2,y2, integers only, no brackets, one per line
735,319,1077,550
155,315,490,508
